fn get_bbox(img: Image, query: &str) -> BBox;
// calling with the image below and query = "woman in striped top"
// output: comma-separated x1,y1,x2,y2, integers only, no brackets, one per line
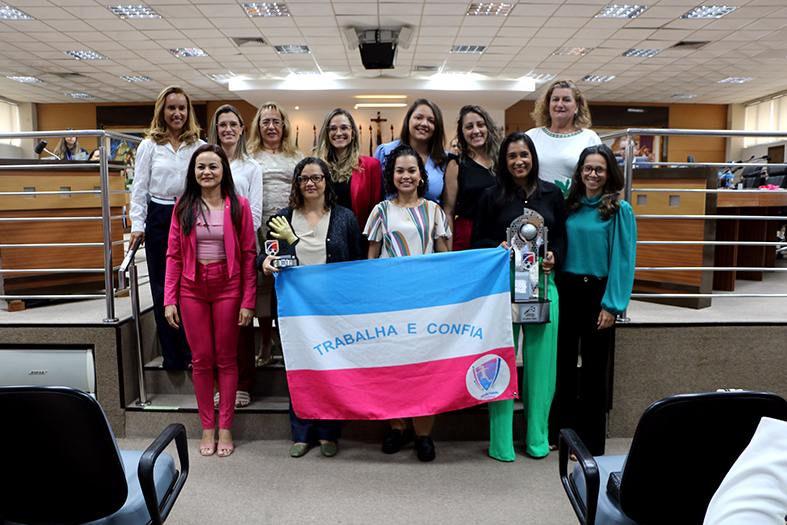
364,143,451,461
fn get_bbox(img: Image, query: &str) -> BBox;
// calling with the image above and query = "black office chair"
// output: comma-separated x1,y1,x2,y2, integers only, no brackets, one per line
559,391,787,525
741,165,764,188
0,386,188,525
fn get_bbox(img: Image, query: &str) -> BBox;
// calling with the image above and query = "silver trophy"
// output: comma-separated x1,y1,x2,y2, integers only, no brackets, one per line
507,208,550,324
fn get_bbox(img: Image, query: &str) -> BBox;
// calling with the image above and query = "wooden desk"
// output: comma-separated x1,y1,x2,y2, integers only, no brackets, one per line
713,190,787,291
632,167,717,309
0,160,128,296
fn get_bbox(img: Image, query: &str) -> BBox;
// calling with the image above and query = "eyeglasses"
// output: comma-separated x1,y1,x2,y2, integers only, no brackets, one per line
297,174,325,184
328,125,352,134
261,119,283,128
581,165,607,176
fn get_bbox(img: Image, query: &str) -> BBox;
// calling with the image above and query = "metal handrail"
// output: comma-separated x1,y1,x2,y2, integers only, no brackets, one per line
0,129,142,321
601,128,787,315
118,237,149,406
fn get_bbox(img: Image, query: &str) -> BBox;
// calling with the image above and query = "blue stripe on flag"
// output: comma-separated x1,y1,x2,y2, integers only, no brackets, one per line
276,247,510,317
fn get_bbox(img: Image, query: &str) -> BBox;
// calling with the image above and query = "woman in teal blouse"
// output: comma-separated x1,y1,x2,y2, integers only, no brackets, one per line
548,144,636,456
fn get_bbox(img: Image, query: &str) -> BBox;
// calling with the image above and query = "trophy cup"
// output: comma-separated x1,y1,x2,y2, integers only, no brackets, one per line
507,209,550,324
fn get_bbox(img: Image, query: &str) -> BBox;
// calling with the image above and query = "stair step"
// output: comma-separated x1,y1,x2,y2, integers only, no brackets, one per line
124,394,525,441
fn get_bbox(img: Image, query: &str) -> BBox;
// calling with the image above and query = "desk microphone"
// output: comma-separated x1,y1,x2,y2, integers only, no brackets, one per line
34,139,61,160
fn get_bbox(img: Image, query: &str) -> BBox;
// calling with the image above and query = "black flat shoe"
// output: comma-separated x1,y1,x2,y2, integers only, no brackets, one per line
382,428,412,454
414,435,436,462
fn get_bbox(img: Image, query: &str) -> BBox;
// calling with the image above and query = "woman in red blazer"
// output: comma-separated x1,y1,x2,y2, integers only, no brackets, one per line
164,144,257,457
315,108,383,228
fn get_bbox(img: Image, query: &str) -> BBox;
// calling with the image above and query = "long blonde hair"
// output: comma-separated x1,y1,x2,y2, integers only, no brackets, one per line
53,129,82,159
146,85,201,146
314,108,361,183
247,101,299,158
531,79,592,130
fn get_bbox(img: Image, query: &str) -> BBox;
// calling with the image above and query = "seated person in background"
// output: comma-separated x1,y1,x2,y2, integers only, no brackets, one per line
616,136,653,168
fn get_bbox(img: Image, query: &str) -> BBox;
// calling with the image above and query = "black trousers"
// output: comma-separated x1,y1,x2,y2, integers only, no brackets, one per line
549,273,614,456
146,201,192,370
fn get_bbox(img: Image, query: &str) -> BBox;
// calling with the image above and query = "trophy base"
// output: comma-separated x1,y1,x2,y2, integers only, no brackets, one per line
513,301,550,324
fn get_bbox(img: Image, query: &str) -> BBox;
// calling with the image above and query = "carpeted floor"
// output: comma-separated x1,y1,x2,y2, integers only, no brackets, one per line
118,436,633,525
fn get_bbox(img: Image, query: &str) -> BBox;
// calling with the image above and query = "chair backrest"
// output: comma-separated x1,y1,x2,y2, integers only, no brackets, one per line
618,391,787,525
0,386,129,525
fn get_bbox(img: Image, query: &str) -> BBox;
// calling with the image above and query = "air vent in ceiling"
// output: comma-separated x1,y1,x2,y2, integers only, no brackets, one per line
232,37,268,47
670,41,711,50
52,72,88,78
413,65,440,72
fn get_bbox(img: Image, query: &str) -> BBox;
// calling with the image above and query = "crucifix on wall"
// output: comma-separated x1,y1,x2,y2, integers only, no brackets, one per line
370,111,387,149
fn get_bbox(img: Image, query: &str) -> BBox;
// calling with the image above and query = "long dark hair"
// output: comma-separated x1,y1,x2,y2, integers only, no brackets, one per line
455,105,502,173
399,99,447,170
383,144,428,198
288,157,337,211
174,144,240,235
565,144,623,220
495,132,540,206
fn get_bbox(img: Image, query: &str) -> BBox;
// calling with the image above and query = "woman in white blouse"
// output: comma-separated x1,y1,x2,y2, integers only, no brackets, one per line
207,104,263,408
129,85,205,370
247,102,304,367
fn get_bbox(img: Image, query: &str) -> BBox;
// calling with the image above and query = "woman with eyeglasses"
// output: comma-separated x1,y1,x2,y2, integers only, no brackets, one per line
207,104,263,409
526,79,601,197
259,157,362,458
548,144,637,457
248,102,304,368
315,108,382,228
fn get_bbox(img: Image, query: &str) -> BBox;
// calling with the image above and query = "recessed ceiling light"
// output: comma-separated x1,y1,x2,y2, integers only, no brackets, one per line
581,75,615,82
413,65,440,72
438,71,472,75
671,94,699,99
294,71,320,76
525,72,556,82
205,72,235,81
718,77,754,84
120,75,152,82
65,50,108,60
0,6,34,19
274,45,310,54
169,48,208,58
622,48,661,58
466,3,514,16
553,47,592,56
105,5,161,19
596,4,649,18
242,3,290,17
66,93,93,99
7,75,44,83
450,45,486,54
681,5,739,19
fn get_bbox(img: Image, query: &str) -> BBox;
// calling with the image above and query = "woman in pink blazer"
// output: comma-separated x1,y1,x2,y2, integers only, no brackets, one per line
164,144,257,457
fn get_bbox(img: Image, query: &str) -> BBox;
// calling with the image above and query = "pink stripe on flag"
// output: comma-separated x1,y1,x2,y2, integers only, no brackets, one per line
288,348,518,420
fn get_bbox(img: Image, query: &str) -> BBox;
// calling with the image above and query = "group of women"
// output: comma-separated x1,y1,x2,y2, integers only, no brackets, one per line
129,78,636,461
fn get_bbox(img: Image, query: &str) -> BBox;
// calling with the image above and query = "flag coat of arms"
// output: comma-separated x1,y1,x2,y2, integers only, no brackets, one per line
275,247,517,420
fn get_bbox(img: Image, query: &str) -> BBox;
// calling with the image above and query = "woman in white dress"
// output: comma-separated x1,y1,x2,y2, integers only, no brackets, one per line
247,102,304,366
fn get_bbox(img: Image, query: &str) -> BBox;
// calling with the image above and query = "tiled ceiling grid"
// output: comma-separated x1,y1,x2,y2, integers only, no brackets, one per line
1,0,786,105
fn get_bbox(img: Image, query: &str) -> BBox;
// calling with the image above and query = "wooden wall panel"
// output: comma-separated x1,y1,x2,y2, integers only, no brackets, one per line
36,103,99,152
